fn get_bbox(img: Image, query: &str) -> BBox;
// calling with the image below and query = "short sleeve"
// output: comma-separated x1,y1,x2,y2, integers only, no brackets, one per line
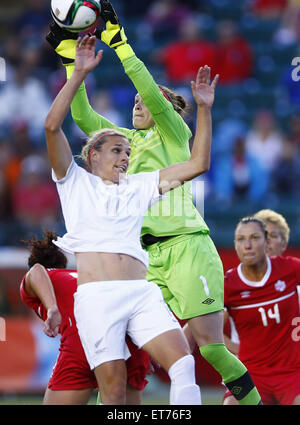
146,170,163,208
129,170,163,210
20,276,46,320
51,157,77,184
287,256,300,282
51,158,85,206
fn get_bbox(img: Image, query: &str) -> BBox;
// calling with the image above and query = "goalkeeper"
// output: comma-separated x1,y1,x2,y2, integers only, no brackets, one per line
46,0,262,405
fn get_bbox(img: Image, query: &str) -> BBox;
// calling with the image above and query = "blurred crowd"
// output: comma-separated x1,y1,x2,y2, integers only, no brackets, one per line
1,0,300,247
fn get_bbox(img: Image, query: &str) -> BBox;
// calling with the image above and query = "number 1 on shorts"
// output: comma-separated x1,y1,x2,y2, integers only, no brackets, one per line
200,275,210,297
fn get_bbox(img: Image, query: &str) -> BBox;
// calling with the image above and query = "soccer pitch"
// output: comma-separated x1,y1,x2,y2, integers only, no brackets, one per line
0,379,225,405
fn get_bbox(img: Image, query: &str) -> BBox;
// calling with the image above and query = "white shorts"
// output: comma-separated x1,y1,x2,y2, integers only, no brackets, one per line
74,279,180,369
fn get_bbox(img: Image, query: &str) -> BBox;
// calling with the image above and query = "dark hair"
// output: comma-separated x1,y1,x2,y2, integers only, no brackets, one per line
22,230,67,269
158,85,188,116
236,216,268,239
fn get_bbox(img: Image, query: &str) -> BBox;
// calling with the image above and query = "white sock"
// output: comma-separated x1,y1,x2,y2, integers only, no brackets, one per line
168,355,202,405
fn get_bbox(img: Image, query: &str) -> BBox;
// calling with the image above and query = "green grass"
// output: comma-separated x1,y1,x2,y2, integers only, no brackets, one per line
0,383,225,405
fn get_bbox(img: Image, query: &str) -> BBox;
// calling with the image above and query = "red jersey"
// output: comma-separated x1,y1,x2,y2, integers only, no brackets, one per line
224,256,300,373
20,269,78,347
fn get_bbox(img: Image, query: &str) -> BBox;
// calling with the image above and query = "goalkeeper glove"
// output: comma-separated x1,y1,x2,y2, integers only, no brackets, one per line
99,0,120,26
46,22,78,65
94,0,134,60
94,21,127,49
94,0,126,48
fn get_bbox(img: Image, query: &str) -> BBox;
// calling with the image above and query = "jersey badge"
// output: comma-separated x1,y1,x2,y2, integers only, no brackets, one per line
274,280,286,292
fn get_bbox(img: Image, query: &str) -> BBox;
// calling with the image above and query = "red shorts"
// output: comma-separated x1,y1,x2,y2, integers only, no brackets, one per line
48,333,150,391
223,368,300,405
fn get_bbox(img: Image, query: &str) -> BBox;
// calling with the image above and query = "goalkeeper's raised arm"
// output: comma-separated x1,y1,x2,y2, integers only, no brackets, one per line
46,20,120,137
46,0,191,147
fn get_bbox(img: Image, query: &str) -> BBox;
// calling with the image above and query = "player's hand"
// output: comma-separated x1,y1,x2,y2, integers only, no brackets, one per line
99,0,120,25
191,66,219,109
74,35,103,76
46,22,78,65
94,0,127,49
44,305,62,338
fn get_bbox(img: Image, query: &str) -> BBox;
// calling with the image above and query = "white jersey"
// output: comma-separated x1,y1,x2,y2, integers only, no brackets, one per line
52,158,161,267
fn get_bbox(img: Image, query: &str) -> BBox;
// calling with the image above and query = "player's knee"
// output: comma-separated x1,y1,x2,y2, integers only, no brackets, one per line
199,342,226,365
168,355,202,405
103,379,126,404
168,354,196,382
98,372,127,404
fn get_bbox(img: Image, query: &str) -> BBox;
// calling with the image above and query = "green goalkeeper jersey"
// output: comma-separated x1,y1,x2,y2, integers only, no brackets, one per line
67,54,209,237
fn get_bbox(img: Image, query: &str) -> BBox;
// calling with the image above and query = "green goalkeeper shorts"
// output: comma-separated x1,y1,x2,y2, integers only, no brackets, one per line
145,232,224,320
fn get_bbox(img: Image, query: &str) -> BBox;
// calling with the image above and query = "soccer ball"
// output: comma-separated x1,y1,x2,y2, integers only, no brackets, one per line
51,0,101,32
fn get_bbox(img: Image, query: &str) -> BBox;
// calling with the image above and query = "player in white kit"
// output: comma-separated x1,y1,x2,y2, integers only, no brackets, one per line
44,34,218,405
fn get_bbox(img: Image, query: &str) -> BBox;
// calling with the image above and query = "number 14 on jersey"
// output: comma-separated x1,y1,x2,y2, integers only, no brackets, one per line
258,303,280,327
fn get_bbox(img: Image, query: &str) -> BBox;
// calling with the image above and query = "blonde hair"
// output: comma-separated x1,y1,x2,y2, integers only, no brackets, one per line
78,128,129,167
254,209,290,245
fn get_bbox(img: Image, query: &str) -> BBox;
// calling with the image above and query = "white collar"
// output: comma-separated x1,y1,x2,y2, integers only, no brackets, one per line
237,257,271,287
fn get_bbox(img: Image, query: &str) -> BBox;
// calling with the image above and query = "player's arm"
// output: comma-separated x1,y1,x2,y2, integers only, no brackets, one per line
45,36,103,179
97,1,191,145
46,23,117,136
289,256,300,282
158,66,218,194
122,55,191,146
25,264,61,337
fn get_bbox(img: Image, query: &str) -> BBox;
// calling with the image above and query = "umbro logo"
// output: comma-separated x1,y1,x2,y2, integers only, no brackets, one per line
231,386,242,395
202,298,215,305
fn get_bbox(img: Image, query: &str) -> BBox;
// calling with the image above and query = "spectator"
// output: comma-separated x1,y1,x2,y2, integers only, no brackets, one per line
210,117,247,202
213,136,269,203
153,15,216,83
215,20,253,85
0,169,11,245
273,0,300,45
11,154,60,241
272,139,300,196
145,0,193,39
121,0,153,19
245,109,284,173
71,89,126,153
0,59,51,144
16,0,50,44
287,112,300,149
1,35,20,81
92,89,126,127
250,0,287,19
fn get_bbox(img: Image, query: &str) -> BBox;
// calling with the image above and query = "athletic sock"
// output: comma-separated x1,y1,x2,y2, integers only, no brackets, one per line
199,343,262,405
168,355,202,405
